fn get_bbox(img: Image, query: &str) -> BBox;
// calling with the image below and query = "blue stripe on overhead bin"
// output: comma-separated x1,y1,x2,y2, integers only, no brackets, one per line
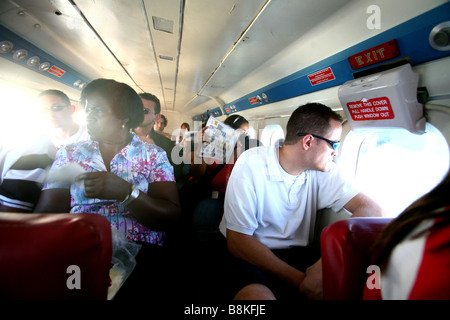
192,107,223,122
217,1,450,116
0,25,91,90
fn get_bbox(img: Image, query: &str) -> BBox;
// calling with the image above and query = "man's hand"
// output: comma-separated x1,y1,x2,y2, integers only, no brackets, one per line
299,259,323,300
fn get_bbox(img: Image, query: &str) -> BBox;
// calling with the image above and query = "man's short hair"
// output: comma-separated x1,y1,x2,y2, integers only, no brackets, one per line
160,114,167,126
284,103,343,145
139,92,161,115
38,89,71,106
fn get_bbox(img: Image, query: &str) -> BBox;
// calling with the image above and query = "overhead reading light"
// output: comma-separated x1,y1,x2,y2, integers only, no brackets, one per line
73,79,86,89
152,16,174,33
1,25,90,90
39,62,50,71
27,56,40,67
13,49,27,60
0,41,13,53
159,55,174,61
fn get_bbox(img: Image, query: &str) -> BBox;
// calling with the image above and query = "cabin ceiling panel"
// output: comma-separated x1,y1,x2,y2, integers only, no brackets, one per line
143,0,181,111
177,0,267,112
73,0,164,99
202,0,354,102
0,0,134,96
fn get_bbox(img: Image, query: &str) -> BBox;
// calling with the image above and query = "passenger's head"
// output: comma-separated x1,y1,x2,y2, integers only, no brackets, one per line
138,92,161,128
224,114,249,133
80,78,144,140
179,122,190,138
284,103,343,172
154,114,167,132
181,122,190,131
38,89,75,129
284,103,343,145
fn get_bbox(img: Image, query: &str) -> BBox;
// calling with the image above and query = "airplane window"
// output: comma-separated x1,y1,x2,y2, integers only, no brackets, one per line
0,86,44,150
340,123,449,217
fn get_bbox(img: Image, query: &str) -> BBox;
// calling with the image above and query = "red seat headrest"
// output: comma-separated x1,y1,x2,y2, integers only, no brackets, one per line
321,217,392,300
0,213,112,299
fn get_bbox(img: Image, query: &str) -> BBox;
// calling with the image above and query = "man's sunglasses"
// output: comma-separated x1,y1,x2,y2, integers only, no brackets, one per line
46,105,68,112
297,133,340,150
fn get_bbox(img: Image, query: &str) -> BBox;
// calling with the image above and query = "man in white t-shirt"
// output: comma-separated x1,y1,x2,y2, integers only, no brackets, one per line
38,89,89,149
219,103,385,300
0,89,89,212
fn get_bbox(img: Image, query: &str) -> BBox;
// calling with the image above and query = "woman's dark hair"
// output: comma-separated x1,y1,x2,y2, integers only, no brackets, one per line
81,79,144,129
284,103,343,145
224,114,249,130
371,169,450,271
181,122,190,131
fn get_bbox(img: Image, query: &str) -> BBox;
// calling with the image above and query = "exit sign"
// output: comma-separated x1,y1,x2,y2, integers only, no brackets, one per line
348,40,400,69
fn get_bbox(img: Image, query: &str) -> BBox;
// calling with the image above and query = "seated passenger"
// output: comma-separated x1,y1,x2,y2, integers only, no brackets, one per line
38,89,89,148
364,169,450,300
154,114,171,139
193,135,261,237
134,93,185,187
219,103,385,300
0,89,88,212
184,115,251,231
34,79,182,300
174,122,190,145
189,115,250,195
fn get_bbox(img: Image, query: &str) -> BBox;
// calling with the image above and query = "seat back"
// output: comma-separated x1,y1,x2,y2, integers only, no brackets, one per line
321,217,392,300
0,213,112,299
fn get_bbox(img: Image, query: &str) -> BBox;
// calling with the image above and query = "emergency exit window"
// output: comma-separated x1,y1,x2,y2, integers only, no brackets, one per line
340,123,449,217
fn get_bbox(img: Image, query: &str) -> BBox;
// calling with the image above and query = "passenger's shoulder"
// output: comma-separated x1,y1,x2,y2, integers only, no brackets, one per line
240,145,271,159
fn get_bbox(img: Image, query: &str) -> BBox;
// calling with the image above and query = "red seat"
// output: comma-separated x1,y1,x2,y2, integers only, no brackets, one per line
321,217,392,300
0,213,112,299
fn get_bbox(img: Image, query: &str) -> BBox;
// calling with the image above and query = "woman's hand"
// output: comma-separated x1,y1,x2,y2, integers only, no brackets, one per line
76,172,131,201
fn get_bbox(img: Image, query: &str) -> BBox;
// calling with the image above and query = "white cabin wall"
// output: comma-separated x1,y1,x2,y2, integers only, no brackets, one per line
162,111,193,139
414,56,450,107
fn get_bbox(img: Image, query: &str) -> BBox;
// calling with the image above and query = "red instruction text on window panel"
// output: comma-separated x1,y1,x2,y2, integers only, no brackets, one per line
347,97,395,121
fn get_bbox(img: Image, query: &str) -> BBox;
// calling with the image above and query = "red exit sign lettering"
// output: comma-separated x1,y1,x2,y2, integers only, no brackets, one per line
348,40,400,69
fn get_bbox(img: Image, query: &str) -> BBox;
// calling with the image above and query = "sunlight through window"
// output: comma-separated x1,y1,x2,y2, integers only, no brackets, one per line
0,86,45,150
340,123,449,217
